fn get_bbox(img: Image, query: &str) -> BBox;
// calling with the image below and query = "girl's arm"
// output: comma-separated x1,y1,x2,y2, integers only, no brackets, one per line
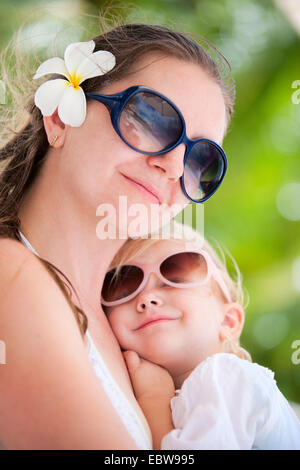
123,350,175,450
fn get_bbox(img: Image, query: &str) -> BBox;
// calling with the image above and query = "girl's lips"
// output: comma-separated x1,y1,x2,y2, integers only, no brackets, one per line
121,174,162,205
137,318,177,330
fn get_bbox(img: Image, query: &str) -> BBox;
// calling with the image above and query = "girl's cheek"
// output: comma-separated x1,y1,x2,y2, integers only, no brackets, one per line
108,309,133,338
105,309,123,333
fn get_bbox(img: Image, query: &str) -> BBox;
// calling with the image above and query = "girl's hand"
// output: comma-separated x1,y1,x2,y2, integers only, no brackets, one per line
123,350,175,402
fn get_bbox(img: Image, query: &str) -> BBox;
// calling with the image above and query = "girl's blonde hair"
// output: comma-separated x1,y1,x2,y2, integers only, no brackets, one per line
107,220,252,362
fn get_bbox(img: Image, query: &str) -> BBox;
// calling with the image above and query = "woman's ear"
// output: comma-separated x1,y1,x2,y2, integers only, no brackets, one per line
219,302,245,342
43,109,67,148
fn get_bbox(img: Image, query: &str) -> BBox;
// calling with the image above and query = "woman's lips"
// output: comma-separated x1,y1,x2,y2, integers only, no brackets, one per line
121,174,162,205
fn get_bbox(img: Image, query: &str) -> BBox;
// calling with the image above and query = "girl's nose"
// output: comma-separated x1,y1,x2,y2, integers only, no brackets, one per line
136,292,163,312
146,143,185,182
136,273,164,312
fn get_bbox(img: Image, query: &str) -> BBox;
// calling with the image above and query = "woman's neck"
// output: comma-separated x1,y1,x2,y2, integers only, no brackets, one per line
18,163,126,323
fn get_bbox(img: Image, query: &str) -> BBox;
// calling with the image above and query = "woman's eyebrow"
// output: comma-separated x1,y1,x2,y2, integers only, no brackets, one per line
190,132,220,144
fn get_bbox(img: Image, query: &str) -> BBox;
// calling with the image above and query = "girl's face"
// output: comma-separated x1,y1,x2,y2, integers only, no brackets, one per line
45,54,227,237
104,240,229,376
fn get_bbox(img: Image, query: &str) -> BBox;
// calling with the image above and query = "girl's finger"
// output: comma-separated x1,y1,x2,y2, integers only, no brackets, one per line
123,350,140,370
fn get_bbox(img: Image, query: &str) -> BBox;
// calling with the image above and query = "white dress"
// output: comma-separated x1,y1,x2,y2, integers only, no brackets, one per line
161,353,300,450
18,230,152,450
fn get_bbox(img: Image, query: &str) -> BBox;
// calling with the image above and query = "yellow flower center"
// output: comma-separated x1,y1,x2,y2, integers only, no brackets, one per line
66,72,82,90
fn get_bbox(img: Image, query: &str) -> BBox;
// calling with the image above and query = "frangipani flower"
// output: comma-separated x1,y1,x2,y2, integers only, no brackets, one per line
33,40,116,127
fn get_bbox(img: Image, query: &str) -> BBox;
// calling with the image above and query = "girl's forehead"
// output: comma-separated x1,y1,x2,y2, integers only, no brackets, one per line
132,239,190,264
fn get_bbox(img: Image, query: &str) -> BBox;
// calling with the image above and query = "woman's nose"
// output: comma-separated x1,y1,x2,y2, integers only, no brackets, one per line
146,143,185,182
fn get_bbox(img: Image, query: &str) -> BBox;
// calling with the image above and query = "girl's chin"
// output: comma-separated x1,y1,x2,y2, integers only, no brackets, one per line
138,346,179,366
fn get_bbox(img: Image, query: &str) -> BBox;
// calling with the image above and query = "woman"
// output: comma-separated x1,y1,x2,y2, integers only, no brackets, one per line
0,22,234,449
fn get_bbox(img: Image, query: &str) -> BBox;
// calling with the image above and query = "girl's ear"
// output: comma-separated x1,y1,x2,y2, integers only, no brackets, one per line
219,302,245,342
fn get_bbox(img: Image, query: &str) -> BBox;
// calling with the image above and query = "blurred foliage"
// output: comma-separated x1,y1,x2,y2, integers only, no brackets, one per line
0,0,299,403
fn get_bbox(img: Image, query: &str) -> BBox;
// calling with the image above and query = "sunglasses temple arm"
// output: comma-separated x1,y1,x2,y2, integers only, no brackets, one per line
85,92,122,110
210,266,232,303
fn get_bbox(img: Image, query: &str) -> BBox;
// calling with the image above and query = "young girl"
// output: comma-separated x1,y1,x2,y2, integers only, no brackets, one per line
101,221,300,450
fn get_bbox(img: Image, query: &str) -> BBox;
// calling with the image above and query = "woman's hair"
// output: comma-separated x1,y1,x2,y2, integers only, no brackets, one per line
105,220,252,362
0,17,236,339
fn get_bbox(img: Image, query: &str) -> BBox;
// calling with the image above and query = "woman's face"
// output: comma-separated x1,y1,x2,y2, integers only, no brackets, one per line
104,239,226,375
52,54,227,237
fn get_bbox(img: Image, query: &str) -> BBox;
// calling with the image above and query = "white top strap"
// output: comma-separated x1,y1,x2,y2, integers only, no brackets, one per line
18,230,39,257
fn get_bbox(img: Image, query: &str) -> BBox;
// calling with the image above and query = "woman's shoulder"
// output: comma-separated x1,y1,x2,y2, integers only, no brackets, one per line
0,235,31,256
0,237,39,292
0,236,78,334
0,236,34,264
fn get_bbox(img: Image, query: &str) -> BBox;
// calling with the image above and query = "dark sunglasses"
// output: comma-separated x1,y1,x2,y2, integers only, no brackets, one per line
85,85,227,203
101,249,231,307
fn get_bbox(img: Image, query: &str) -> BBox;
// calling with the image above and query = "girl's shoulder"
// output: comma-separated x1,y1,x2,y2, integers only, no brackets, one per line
177,353,277,400
198,353,275,382
171,353,280,437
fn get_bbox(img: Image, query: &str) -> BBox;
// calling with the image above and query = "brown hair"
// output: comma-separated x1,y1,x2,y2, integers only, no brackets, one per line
0,19,236,339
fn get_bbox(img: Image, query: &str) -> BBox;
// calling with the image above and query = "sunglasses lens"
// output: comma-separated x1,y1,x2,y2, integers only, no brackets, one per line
160,252,208,284
183,141,226,202
119,92,183,153
101,265,144,303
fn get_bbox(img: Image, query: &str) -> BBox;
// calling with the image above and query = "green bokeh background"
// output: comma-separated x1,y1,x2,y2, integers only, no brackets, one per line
0,0,299,405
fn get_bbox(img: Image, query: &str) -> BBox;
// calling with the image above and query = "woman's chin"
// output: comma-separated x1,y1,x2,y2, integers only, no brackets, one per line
117,200,172,239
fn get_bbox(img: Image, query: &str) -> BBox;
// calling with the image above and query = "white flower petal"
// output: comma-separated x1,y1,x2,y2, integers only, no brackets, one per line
64,40,95,75
34,79,69,116
58,85,86,127
33,57,69,79
77,50,116,83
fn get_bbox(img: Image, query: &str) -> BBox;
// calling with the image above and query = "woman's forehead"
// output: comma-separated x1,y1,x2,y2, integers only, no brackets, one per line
102,54,227,144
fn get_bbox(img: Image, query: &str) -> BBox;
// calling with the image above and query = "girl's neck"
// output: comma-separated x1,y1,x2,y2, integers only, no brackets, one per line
172,369,194,390
170,348,224,389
